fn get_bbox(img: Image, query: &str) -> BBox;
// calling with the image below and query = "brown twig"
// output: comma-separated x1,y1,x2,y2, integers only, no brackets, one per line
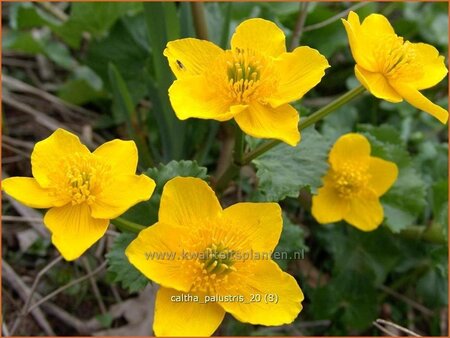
378,284,434,317
9,255,63,335
28,261,108,312
82,257,107,315
290,2,310,50
2,261,56,335
375,319,422,337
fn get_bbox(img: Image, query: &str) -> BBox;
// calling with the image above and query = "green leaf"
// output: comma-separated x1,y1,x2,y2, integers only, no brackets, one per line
359,124,427,233
58,66,106,105
146,160,209,195
108,62,153,168
143,2,186,160
253,128,331,201
273,213,308,270
106,232,149,293
85,18,151,104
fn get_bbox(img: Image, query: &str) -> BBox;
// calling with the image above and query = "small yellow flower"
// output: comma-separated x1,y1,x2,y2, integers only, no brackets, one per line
342,11,448,123
126,177,303,336
312,133,398,231
164,18,329,146
2,129,156,260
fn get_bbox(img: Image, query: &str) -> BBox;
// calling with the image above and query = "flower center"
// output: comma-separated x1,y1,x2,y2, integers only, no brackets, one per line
210,48,275,105
375,35,422,80
52,153,111,205
189,242,236,293
332,162,370,198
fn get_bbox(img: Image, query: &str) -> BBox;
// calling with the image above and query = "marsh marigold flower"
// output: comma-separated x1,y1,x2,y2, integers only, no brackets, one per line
164,18,329,146
312,133,398,231
2,129,156,260
342,11,448,123
126,177,303,336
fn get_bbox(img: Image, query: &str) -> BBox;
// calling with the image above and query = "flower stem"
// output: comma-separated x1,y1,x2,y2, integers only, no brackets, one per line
214,85,366,192
242,85,366,164
112,217,146,233
191,2,208,40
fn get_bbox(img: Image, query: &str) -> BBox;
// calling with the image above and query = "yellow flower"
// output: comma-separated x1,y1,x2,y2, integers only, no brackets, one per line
342,11,448,123
126,177,303,336
2,129,156,261
164,18,329,146
312,133,398,231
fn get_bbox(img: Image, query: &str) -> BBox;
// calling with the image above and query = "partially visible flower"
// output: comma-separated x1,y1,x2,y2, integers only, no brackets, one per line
164,18,329,146
312,133,398,231
342,11,448,124
126,177,303,337
2,129,156,260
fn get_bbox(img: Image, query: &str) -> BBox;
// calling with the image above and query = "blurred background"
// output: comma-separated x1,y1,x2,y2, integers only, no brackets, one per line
1,1,448,336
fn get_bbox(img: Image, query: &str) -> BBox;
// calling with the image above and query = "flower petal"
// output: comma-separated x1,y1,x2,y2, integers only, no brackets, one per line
222,202,282,252
31,129,90,188
168,75,245,121
409,43,448,90
90,174,155,219
359,13,395,36
390,81,448,124
342,11,377,72
2,177,61,208
164,38,224,79
153,287,225,337
367,157,398,197
355,65,402,103
329,133,371,170
44,203,109,261
218,260,303,325
159,177,222,228
234,102,300,146
231,18,286,57
344,192,384,231
93,139,138,176
312,177,349,224
269,46,329,107
125,222,192,292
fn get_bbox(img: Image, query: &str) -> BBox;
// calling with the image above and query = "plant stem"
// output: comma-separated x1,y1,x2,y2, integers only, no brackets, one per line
214,85,366,192
112,217,146,233
234,124,244,165
191,2,208,40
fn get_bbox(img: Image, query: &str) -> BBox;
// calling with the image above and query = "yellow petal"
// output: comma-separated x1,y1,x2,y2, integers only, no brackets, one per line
222,202,282,252
355,65,402,103
342,12,377,72
125,222,192,292
312,177,349,224
31,129,90,188
329,133,371,170
90,174,155,219
44,203,109,261
2,177,62,208
218,260,303,325
168,75,245,121
359,13,395,36
344,192,384,231
159,177,222,228
153,287,225,337
93,139,138,176
269,46,329,107
231,18,286,57
164,38,224,79
234,102,300,146
367,157,398,197
390,82,448,124
408,43,448,90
